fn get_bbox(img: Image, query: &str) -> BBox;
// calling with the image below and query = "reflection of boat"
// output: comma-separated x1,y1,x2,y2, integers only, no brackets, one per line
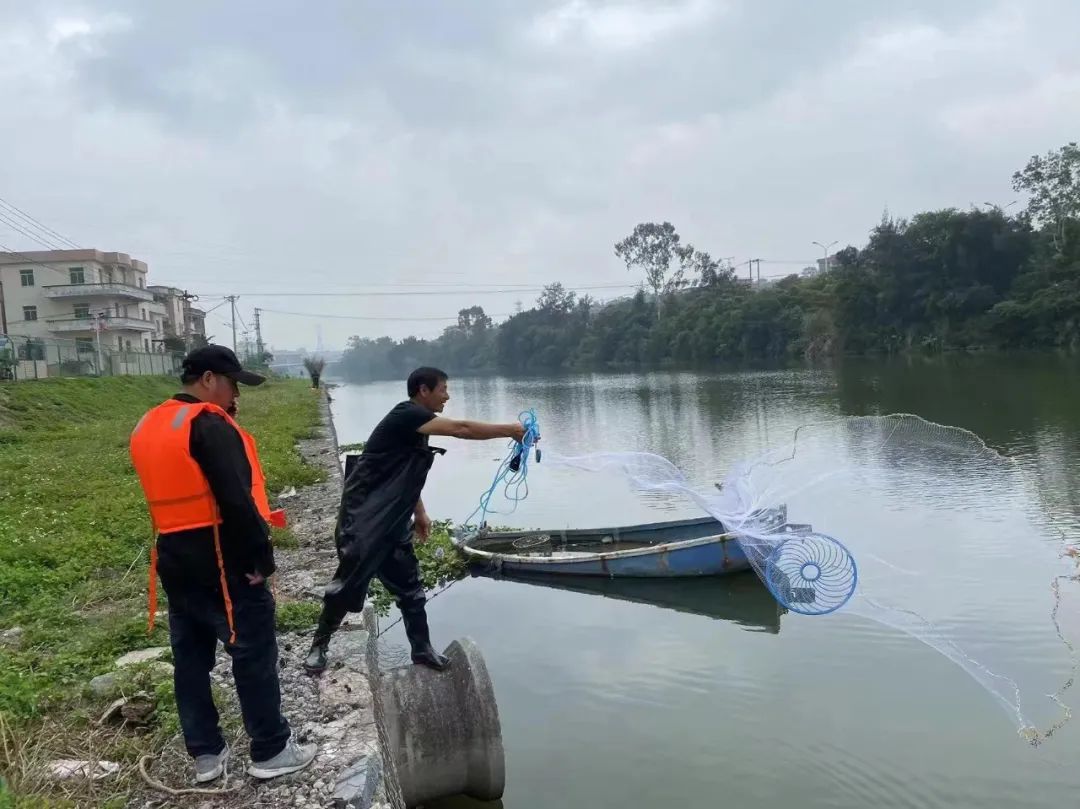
457,509,794,579
489,570,786,634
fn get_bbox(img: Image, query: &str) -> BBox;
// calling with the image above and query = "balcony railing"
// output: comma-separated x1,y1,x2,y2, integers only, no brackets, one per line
42,282,154,302
46,316,156,333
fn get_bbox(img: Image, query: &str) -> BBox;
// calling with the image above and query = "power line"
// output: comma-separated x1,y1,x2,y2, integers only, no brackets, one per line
0,240,75,275
0,196,81,249
184,283,642,299
258,307,515,322
0,210,66,251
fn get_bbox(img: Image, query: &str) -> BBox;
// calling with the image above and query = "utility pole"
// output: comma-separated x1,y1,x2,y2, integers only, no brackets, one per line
93,312,105,377
178,289,198,349
226,295,238,352
812,240,838,274
254,307,265,361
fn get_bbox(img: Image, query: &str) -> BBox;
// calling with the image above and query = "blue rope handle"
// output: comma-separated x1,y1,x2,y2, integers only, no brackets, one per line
460,409,540,531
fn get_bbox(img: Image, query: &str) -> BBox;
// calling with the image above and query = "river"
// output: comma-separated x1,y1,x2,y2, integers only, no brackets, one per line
329,354,1080,808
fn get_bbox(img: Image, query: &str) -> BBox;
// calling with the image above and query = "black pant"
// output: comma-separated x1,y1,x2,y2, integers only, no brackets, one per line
165,580,291,761
322,530,427,629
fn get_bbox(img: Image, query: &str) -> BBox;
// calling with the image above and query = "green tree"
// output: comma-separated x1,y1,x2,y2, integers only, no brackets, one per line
1012,142,1080,253
615,222,688,317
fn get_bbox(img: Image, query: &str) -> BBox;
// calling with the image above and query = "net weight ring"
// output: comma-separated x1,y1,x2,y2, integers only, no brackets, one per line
764,532,858,616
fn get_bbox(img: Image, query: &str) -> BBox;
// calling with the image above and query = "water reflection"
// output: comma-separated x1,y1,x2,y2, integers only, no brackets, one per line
331,357,1080,809
490,571,785,634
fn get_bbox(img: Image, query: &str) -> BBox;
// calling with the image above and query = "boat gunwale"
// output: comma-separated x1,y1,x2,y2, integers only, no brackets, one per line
458,516,742,568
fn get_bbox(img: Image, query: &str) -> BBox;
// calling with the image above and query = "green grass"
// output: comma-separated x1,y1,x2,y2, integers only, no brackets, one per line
0,375,324,803
369,519,467,613
0,376,323,726
275,600,322,632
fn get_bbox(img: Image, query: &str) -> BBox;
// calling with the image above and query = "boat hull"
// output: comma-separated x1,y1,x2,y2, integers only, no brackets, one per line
459,517,752,578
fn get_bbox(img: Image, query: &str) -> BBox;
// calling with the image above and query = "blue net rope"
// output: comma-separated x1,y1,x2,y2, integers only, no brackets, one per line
459,409,541,530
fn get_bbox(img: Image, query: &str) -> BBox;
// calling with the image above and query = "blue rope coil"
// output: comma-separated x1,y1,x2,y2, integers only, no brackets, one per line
461,409,541,530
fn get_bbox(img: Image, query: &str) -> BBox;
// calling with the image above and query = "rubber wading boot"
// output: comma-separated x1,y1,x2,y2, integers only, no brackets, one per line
303,608,344,675
402,608,450,671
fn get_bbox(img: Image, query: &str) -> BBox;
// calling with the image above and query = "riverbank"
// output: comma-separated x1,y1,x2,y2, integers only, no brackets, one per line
0,375,474,807
0,377,328,805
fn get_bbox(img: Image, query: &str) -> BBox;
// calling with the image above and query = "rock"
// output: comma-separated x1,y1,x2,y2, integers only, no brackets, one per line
97,697,127,726
115,647,169,668
89,672,119,698
120,692,156,726
49,759,120,780
279,486,298,499
0,627,23,648
332,755,381,808
97,693,156,726
147,661,174,680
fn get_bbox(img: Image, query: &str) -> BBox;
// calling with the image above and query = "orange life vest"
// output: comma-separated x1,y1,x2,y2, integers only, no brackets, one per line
130,398,272,643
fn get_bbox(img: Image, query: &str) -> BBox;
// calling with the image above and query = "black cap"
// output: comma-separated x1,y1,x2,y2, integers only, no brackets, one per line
182,345,266,386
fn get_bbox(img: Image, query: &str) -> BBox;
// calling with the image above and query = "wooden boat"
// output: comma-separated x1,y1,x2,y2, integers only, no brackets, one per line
455,507,793,579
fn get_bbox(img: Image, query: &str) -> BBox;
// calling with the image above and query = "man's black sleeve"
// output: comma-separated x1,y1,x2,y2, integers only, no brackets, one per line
189,412,275,577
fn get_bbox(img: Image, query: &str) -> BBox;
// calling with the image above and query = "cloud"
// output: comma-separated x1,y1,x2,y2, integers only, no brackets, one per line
528,0,719,51
0,1,1078,349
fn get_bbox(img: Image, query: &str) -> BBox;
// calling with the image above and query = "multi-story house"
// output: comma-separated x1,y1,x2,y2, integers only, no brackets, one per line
147,285,208,348
0,249,166,355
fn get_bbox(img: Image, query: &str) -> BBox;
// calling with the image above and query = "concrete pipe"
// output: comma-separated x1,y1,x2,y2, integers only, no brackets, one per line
377,637,505,807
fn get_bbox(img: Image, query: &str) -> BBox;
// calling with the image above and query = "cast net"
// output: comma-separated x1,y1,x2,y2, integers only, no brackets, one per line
543,414,1080,744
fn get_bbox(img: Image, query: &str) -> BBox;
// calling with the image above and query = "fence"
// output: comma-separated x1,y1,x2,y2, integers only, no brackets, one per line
0,333,185,382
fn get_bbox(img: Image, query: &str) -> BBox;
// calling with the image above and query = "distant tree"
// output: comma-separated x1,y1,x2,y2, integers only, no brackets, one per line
678,245,732,287
456,305,493,334
1012,142,1080,252
303,356,325,389
162,335,186,353
615,222,688,316
536,282,576,314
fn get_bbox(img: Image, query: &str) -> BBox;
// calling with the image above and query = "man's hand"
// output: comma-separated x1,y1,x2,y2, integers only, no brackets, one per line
509,422,528,444
246,571,266,586
414,509,432,543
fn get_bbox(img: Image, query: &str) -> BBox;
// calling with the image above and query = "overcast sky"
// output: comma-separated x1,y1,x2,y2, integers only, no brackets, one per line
1,1,1078,350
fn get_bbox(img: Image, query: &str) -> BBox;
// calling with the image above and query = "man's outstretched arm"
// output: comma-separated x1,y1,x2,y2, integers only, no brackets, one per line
419,417,526,443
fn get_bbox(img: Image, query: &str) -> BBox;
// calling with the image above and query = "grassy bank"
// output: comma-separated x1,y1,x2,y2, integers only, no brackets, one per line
0,375,323,804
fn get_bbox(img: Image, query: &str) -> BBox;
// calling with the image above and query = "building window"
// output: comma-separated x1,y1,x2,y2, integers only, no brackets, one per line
75,338,94,354
19,269,34,286
141,308,147,320
144,338,150,352
138,277,144,288
23,305,37,321
69,267,85,284
125,339,132,352
73,304,90,319
117,335,124,350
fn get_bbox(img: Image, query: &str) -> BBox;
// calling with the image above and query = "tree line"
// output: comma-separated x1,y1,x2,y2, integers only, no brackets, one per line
337,141,1080,382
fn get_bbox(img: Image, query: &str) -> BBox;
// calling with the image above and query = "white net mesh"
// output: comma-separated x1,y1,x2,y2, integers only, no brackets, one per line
544,414,1080,744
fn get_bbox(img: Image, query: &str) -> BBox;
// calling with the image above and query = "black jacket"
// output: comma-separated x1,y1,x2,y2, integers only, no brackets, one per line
154,394,275,593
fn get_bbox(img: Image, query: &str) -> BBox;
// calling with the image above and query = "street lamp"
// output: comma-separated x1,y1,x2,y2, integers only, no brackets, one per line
812,240,838,273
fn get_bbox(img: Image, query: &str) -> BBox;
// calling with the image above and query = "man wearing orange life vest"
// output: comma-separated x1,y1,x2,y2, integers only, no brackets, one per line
130,345,316,784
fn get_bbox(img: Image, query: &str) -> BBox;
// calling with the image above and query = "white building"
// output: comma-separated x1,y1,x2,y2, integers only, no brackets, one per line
0,250,168,356
148,285,207,348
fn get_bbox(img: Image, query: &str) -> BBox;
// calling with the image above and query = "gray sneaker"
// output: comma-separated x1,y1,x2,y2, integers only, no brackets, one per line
246,739,317,780
194,744,229,783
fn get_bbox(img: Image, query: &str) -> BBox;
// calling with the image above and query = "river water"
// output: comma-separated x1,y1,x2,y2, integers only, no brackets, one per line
329,355,1080,808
